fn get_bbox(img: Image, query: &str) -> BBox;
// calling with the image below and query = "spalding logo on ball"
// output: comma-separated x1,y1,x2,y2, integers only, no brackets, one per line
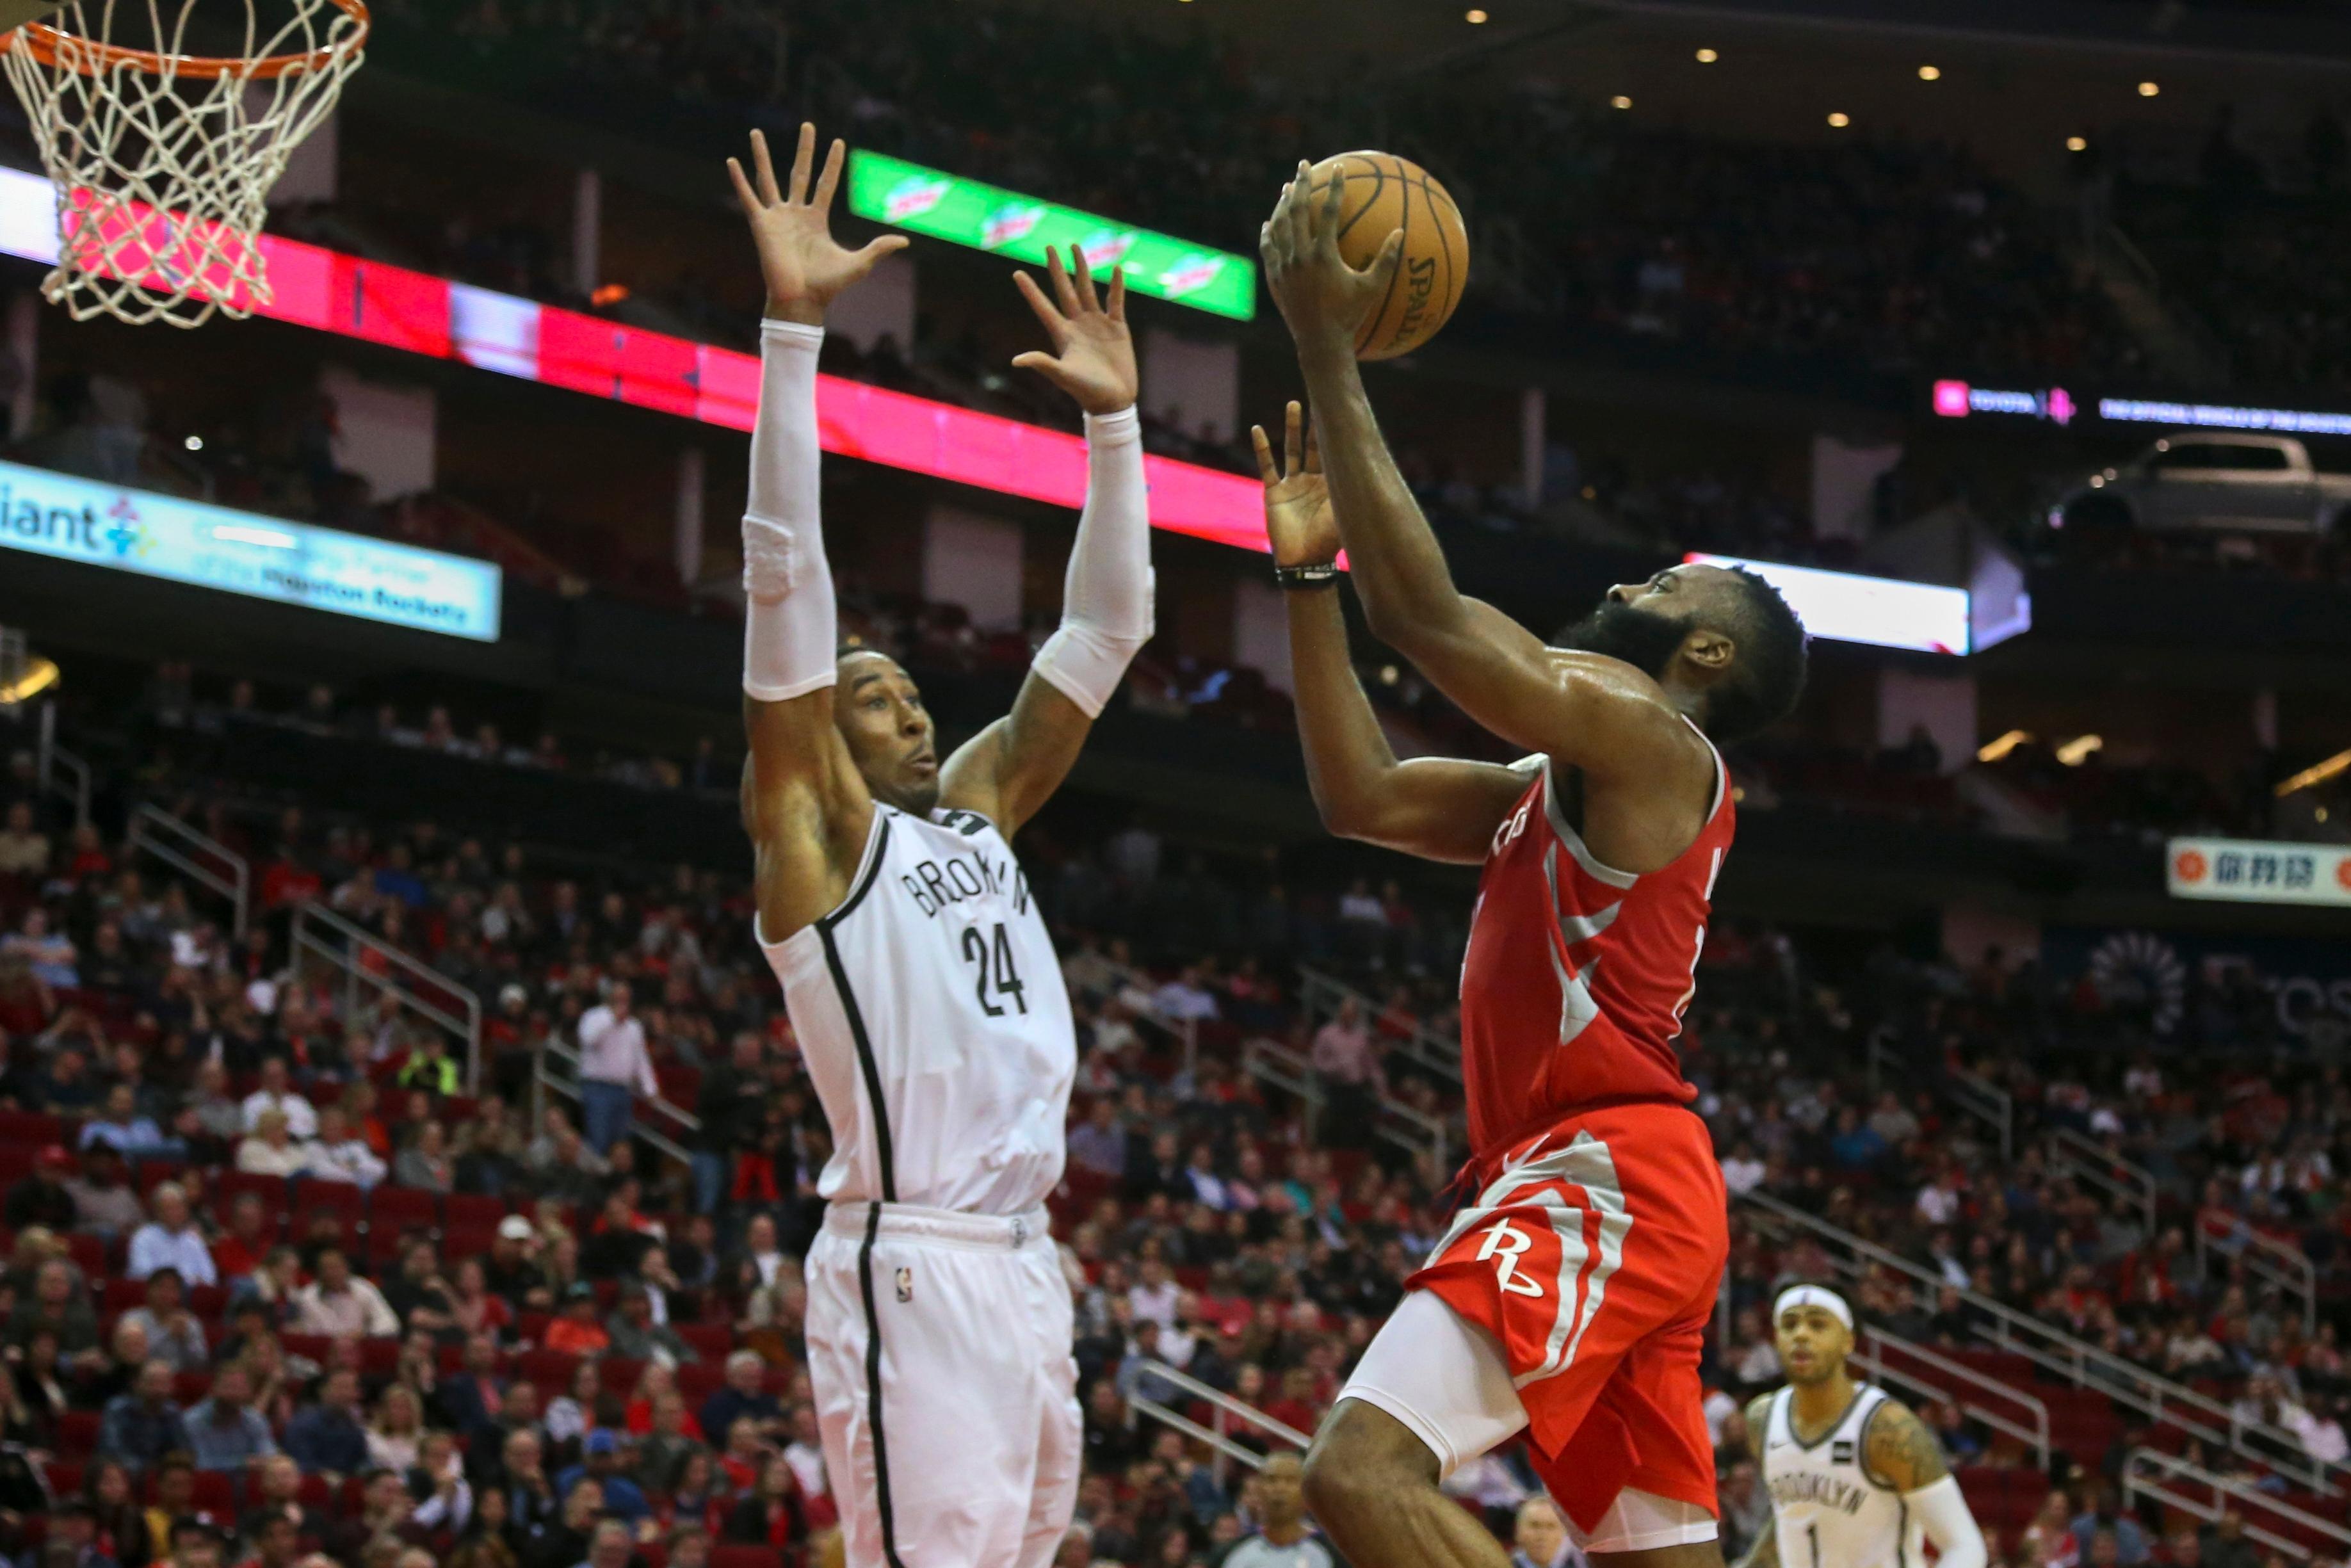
1304,150,1470,360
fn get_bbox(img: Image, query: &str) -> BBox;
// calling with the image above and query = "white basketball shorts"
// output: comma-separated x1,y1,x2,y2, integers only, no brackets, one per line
805,1201,1081,1568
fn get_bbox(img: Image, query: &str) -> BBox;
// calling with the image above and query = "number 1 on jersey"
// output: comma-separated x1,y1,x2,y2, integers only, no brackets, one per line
960,921,1030,1017
1807,1521,1820,1568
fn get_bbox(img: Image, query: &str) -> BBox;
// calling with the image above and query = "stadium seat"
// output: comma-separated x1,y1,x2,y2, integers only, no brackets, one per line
712,1546,782,1568
444,1193,509,1231
369,1184,440,1234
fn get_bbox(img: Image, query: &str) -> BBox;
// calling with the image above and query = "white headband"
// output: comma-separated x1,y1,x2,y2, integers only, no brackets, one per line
1774,1285,1854,1329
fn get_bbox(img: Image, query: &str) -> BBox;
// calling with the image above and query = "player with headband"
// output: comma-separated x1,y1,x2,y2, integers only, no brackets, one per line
1741,1286,1987,1568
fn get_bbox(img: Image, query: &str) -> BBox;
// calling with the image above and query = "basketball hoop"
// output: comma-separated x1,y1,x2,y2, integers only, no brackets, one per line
0,0,368,327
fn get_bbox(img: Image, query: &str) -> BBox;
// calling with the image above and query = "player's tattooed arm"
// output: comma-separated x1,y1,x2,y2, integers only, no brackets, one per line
1254,401,1525,864
1862,1399,1951,1493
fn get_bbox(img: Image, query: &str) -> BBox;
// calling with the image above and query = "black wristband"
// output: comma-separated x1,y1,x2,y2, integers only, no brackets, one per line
1275,562,1341,591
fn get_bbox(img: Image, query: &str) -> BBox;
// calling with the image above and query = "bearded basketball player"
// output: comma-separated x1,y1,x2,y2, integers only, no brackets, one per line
729,124,1152,1567
1254,158,1809,1568
1744,1286,1987,1568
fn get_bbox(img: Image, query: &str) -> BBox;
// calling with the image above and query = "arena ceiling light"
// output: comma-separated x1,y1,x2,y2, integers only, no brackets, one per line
1977,729,2031,763
2276,748,2351,798
1917,65,1941,81
2138,81,2160,97
844,150,1255,321
1827,111,1851,127
1694,47,1717,62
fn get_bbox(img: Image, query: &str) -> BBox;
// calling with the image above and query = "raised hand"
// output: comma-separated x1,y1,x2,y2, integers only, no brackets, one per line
1259,160,1404,359
1011,246,1138,416
727,123,909,327
1252,400,1339,567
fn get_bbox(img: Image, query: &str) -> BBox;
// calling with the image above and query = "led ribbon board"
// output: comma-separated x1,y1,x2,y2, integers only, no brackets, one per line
2169,837,2351,909
845,149,1256,321
0,457,501,639
1684,553,1973,656
0,166,1275,557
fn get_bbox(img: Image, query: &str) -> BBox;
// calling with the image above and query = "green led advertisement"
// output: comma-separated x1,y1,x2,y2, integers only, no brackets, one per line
846,150,1257,321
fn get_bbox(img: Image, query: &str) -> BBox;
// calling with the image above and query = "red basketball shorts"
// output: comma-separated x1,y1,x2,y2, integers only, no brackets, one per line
1402,1101,1727,1533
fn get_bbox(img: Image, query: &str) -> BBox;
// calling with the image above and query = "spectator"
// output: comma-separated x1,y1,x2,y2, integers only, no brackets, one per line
63,1146,145,1238
292,1250,400,1338
1309,998,1386,1150
393,1036,460,1099
1068,1097,1127,1180
6,1144,79,1230
547,1432,642,1530
606,1282,696,1366
284,1368,369,1478
697,1352,780,1448
575,983,656,1156
1218,1453,1334,1568
235,1111,310,1179
543,1284,610,1357
240,1060,318,1139
392,1122,455,1193
435,1333,508,1442
80,1084,176,1159
2071,1487,2149,1566
128,1184,218,1287
184,1364,277,1474
305,1107,387,1188
368,1386,428,1473
120,1268,208,1371
97,1359,190,1474
722,1453,806,1555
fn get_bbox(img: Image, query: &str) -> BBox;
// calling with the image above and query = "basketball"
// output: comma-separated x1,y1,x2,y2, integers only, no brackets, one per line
1303,150,1469,359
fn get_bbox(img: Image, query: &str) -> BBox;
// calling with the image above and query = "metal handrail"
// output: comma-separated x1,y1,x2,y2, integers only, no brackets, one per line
1124,1358,1309,1483
1240,1036,1452,1170
1857,1328,2050,1467
1738,1191,2348,1495
1946,1068,2013,1161
35,702,88,827
1297,967,1462,1086
2125,1448,2351,1563
2195,1216,2318,1335
291,901,484,1094
529,1035,702,1168
2049,1126,2158,1233
127,804,250,939
1865,1033,1905,1095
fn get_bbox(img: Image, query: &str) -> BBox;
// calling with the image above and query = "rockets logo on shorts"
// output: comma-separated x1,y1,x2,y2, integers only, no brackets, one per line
1475,1218,1545,1298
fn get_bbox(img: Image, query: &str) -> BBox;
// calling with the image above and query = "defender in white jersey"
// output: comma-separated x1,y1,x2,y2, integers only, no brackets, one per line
725,124,1154,1568
1740,1288,1985,1568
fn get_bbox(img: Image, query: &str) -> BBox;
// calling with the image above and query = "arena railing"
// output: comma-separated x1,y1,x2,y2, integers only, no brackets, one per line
2123,1447,2351,1564
1944,1067,2014,1162
34,699,90,828
1124,1359,1309,1483
1240,1035,1453,1172
1853,1328,2050,1469
1738,1190,2350,1497
291,900,485,1096
126,803,250,941
2194,1218,2318,1336
2047,1125,2160,1234
1296,968,1462,1086
528,1034,702,1170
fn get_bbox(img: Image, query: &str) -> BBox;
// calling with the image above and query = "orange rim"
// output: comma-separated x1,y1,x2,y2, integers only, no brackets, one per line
0,0,367,79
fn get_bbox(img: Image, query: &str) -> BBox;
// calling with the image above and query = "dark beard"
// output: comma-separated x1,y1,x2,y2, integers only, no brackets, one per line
1553,599,1690,681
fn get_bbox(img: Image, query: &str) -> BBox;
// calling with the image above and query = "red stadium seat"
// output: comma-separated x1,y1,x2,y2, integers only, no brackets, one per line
599,1356,646,1394
102,1277,147,1313
56,1410,99,1459
0,1110,65,1146
64,1232,108,1277
369,1184,440,1234
444,1193,509,1231
677,1324,730,1362
216,1171,292,1211
519,1348,579,1389
298,1179,364,1217
191,1470,239,1514
711,1547,782,1568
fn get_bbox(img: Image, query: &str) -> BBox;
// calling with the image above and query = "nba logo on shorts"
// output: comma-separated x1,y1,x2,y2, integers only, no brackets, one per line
1475,1218,1544,1298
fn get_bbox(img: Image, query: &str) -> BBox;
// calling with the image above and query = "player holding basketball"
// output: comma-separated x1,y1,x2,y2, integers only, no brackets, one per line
729,124,1152,1567
1743,1285,1986,1568
1254,157,1809,1568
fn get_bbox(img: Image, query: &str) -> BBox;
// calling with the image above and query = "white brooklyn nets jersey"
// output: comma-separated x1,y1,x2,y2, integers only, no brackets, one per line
1764,1386,1921,1568
759,802,1075,1215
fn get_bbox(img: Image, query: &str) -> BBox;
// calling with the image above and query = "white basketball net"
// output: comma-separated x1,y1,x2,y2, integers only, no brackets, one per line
0,0,367,327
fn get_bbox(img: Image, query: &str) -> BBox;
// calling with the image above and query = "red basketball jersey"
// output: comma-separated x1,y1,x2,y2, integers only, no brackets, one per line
1457,725,1733,1167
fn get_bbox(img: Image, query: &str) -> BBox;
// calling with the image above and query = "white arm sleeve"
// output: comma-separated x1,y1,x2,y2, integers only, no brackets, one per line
1031,405,1153,718
1906,1476,1985,1568
741,319,840,702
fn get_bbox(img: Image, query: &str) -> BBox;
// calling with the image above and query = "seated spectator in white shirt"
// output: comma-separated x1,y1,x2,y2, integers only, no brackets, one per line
1126,1257,1180,1330
304,1106,387,1188
1151,965,1222,1024
1718,1140,1767,1197
241,1059,319,1140
1066,1099,1127,1181
127,1182,218,1287
292,1247,401,1338
236,1109,312,1178
80,1084,179,1159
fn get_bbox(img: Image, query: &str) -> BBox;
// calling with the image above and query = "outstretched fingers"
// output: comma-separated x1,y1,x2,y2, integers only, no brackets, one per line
748,128,782,207
811,136,848,213
1069,247,1099,317
1013,268,1069,346
1250,424,1280,489
1105,264,1127,321
786,121,816,206
1283,400,1304,478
